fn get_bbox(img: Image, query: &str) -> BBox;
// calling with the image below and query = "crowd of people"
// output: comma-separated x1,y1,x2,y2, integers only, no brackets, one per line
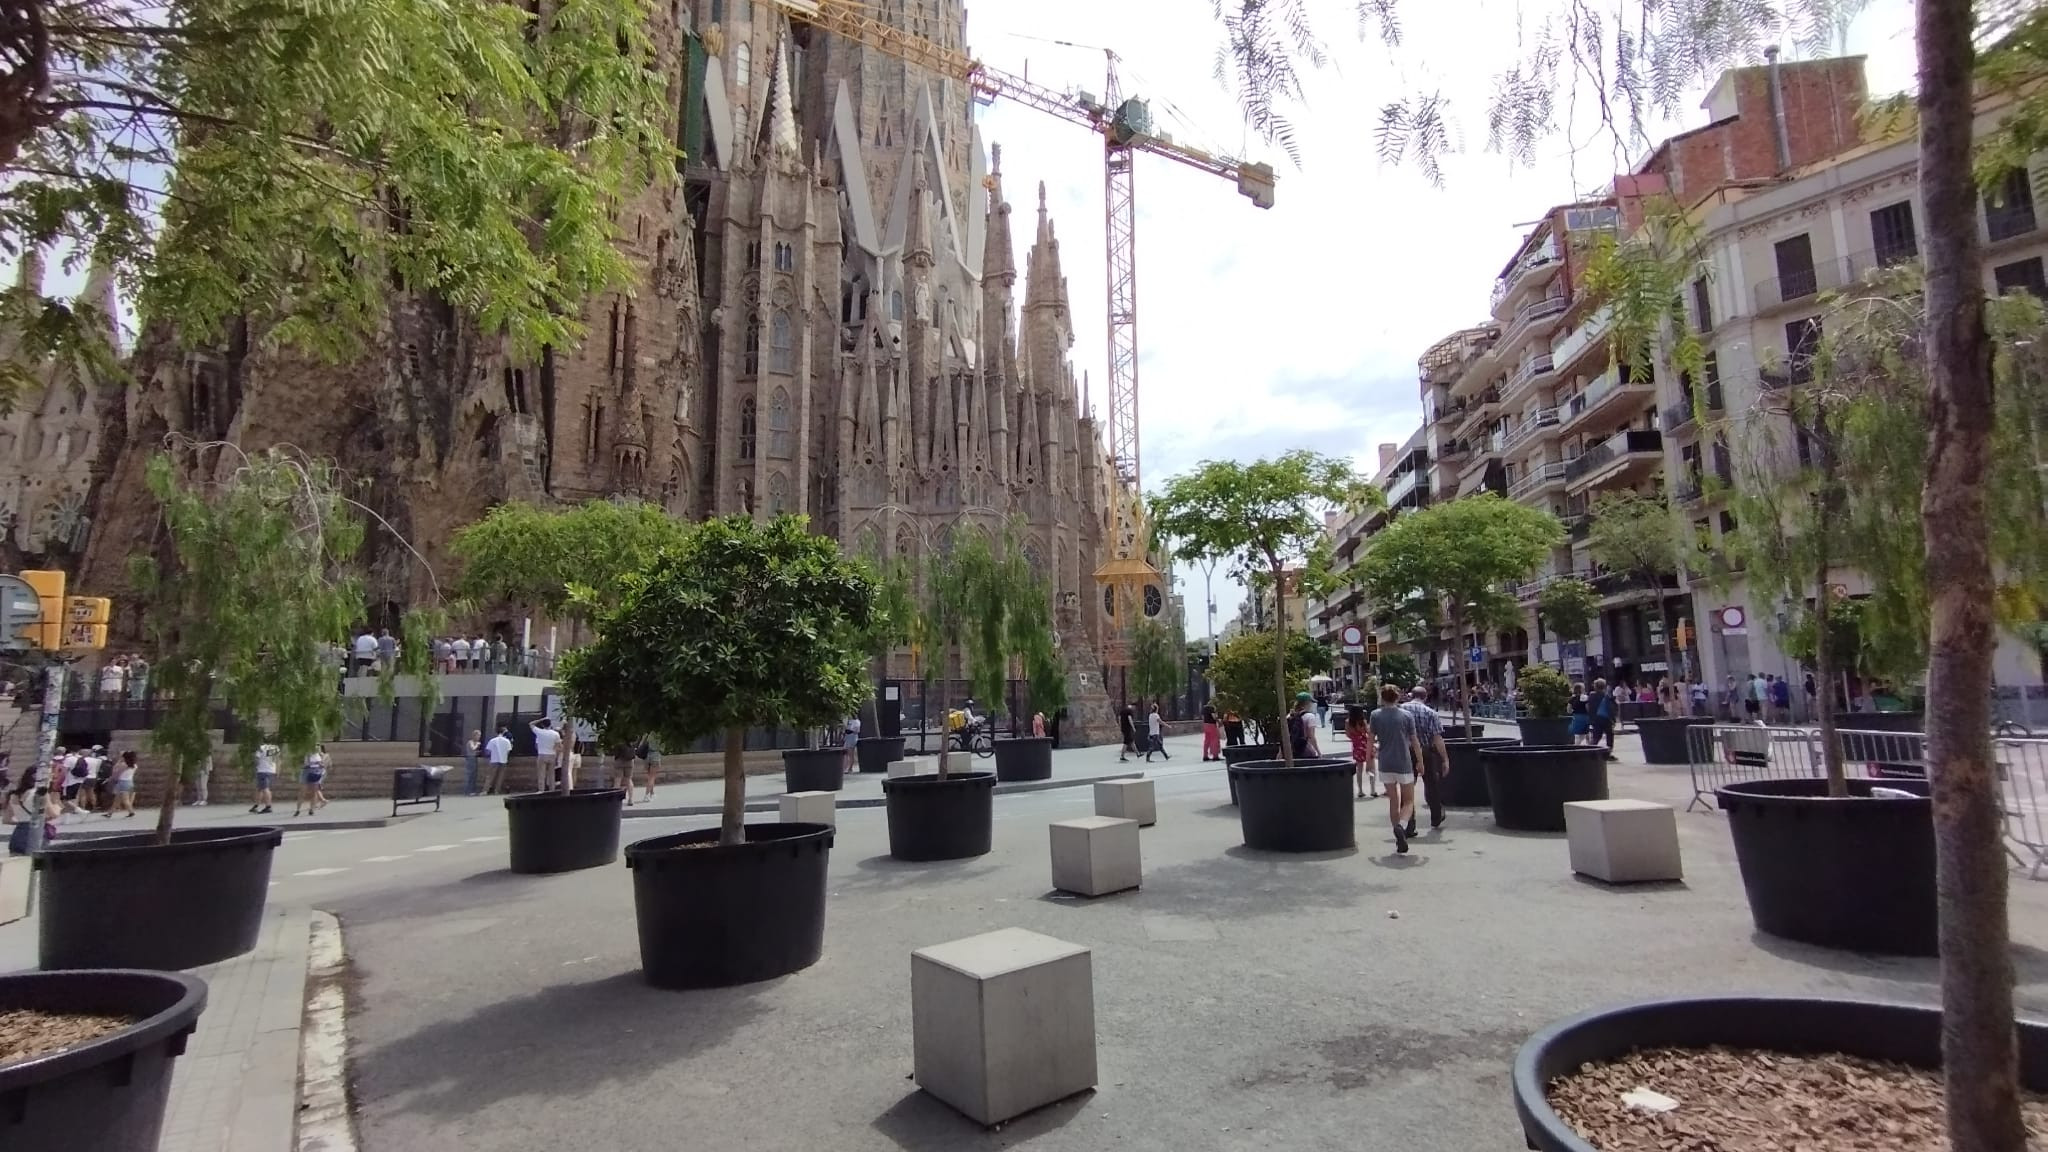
343,630,556,679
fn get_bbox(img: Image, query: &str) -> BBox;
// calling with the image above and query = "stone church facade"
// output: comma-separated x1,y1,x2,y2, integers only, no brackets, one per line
13,0,1124,725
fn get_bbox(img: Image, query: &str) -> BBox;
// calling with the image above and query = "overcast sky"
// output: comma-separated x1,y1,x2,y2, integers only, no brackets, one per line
966,0,1919,638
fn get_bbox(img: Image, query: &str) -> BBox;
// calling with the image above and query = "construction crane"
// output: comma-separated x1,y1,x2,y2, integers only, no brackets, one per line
770,0,1276,493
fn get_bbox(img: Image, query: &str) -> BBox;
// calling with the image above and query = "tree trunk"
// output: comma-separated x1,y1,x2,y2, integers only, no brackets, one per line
1450,605,1469,726
935,653,951,779
1813,408,1846,792
1271,560,1295,765
719,727,745,845
1919,1,2024,1147
154,755,180,843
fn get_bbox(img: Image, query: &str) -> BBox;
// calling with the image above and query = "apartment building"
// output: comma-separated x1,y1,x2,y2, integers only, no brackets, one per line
1653,68,2048,691
1311,429,1430,693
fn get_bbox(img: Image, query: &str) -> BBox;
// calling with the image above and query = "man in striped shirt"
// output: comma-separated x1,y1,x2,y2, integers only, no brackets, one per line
1402,685,1453,835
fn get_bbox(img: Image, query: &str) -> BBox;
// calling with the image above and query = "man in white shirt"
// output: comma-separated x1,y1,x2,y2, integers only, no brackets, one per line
449,636,469,672
1144,704,1169,762
352,631,377,676
484,726,514,794
530,719,562,790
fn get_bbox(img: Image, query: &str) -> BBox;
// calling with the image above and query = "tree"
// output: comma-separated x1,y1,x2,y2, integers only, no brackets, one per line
1375,650,1421,693
557,515,876,846
1206,628,1328,744
0,0,671,401
1128,618,1183,708
130,445,440,843
1355,494,1563,723
1214,3,2048,1142
452,499,693,645
1583,491,1684,675
851,554,917,720
912,529,1054,777
1536,578,1597,671
1149,451,1375,763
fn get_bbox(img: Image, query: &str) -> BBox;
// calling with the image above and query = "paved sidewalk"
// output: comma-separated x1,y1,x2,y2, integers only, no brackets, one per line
0,906,314,1152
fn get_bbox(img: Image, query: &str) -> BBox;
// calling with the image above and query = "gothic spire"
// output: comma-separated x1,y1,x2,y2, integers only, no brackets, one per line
983,145,1016,287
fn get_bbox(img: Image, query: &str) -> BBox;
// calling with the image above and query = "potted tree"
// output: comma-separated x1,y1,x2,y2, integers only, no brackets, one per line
38,448,440,971
1512,662,1577,747
853,557,915,773
1151,451,1372,851
0,970,211,1151
453,499,692,871
1584,489,1685,723
1206,628,1332,797
882,533,1012,859
1124,616,1185,761
1477,665,1609,832
560,513,876,988
986,541,1061,783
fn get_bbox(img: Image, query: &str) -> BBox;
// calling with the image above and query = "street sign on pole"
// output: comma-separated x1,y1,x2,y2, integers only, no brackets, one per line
1468,645,1486,666
0,575,41,652
1340,624,1364,654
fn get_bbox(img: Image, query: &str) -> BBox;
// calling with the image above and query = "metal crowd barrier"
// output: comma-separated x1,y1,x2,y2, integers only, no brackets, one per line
1685,724,2048,880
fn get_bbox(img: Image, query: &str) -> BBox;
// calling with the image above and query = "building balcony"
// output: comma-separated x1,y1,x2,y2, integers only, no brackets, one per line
1508,460,1569,501
1566,428,1664,491
1674,474,1706,506
1491,240,1562,314
1501,406,1561,452
1660,382,1722,436
1385,467,1426,508
1514,567,1597,602
1752,257,1861,316
1498,293,1569,357
1559,366,1655,433
1549,304,1613,378
1501,353,1557,405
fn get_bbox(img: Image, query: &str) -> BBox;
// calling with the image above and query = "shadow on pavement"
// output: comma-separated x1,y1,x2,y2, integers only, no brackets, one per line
871,1085,1094,1150
1195,803,1239,820
1139,851,1383,920
841,853,1000,890
1567,874,1688,894
354,969,770,1117
1748,930,2048,987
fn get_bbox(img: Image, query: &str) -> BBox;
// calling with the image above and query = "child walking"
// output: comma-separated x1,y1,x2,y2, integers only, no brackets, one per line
1345,704,1379,799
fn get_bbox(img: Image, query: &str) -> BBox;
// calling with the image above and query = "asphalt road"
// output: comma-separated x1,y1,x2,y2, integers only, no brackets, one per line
300,739,2048,1152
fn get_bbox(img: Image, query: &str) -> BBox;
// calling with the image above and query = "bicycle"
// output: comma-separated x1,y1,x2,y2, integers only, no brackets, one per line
948,719,995,758
1996,718,2033,739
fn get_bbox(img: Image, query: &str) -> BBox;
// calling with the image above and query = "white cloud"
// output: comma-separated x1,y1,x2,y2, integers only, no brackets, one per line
965,0,1915,627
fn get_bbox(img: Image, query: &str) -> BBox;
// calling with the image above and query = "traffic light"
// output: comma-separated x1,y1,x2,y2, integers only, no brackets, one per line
18,570,63,651
1366,633,1381,664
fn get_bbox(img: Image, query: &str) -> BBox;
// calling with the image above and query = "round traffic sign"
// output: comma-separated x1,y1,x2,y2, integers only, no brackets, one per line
1718,606,1746,630
1340,624,1364,646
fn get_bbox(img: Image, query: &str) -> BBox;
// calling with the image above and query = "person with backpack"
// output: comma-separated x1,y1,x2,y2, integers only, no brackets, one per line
637,736,661,803
1588,678,1617,754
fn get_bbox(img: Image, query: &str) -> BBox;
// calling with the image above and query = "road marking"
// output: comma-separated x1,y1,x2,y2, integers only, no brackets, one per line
414,844,458,852
293,867,349,877
462,836,502,843
360,855,411,863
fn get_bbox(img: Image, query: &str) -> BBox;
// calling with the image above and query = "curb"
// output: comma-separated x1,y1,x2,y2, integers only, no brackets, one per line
56,813,422,840
299,911,357,1152
619,769,1149,819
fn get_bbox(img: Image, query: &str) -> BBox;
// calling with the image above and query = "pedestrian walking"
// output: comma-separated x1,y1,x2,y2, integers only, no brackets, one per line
104,750,139,818
1746,672,1767,723
611,742,637,804
1117,705,1136,762
1290,693,1320,757
1200,704,1221,761
842,713,861,776
352,630,377,675
1144,704,1170,761
1689,677,1710,717
638,736,661,803
1223,709,1245,747
375,628,397,673
191,753,211,806
1769,674,1791,724
73,747,102,813
249,743,278,814
1313,685,1329,729
463,729,482,796
531,719,562,790
1367,685,1424,853
292,745,329,816
1569,683,1591,743
1345,704,1377,799
484,726,513,794
1588,679,1616,754
1402,686,1452,833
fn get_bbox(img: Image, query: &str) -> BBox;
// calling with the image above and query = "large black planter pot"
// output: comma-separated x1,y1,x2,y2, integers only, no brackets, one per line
1840,710,1924,733
505,788,625,874
782,747,846,792
1222,743,1278,804
37,827,282,971
993,736,1054,782
1441,737,1519,807
0,969,209,1152
884,772,996,861
1515,715,1577,747
1229,759,1355,852
1717,777,1935,956
1635,715,1711,765
1480,745,1610,832
1440,723,1487,741
626,823,833,989
856,736,907,773
1512,995,2048,1152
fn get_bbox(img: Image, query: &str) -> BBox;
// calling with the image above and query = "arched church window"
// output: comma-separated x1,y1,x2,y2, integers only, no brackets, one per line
767,472,789,515
768,387,791,456
735,42,750,89
770,309,794,374
743,312,760,375
774,242,795,272
738,396,757,460
890,291,903,321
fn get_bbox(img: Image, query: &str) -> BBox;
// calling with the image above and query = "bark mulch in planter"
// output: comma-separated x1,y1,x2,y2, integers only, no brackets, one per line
0,1009,134,1065
1547,1044,2048,1151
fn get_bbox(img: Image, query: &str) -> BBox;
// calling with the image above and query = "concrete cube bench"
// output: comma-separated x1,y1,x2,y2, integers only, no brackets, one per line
1093,778,1156,826
911,928,1097,1126
1050,816,1141,897
1564,799,1682,883
778,790,836,826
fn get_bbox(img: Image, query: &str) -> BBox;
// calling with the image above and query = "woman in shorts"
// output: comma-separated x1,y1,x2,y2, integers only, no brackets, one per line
638,737,661,803
105,750,139,817
1345,704,1378,799
291,745,328,816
